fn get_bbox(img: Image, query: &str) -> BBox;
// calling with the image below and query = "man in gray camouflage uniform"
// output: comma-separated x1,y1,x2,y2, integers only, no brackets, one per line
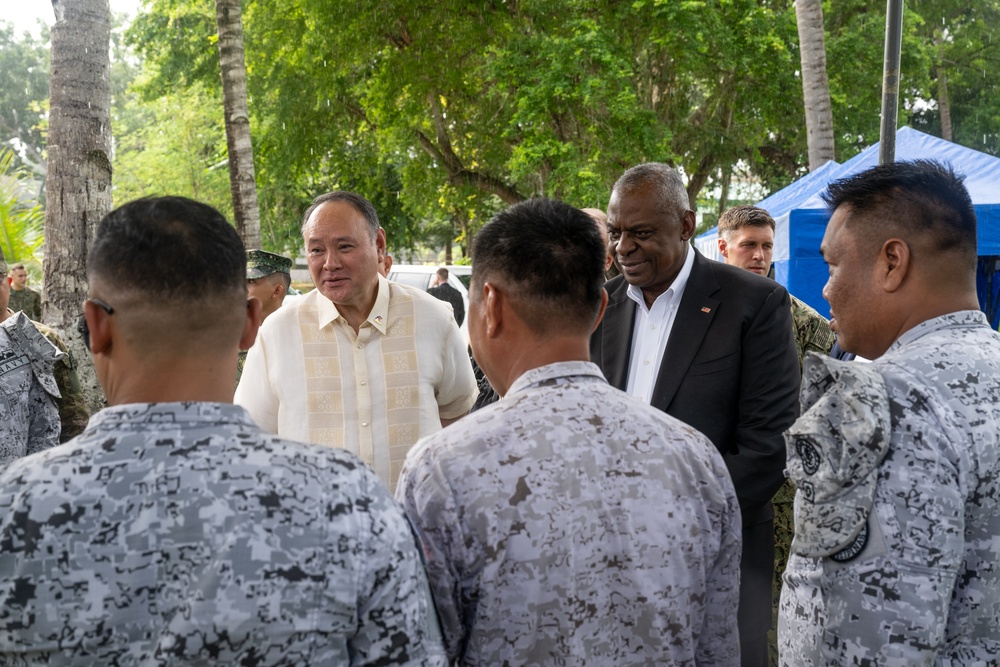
0,197,446,666
715,204,836,666
0,251,62,462
779,160,1000,664
398,198,742,666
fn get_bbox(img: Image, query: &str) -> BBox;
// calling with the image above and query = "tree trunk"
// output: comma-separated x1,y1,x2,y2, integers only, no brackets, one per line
717,168,731,218
934,34,953,142
44,0,113,413
936,65,952,142
215,0,261,249
445,216,454,264
795,0,835,171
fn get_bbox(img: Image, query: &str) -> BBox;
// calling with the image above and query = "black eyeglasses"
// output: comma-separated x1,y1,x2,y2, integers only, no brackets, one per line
77,298,115,350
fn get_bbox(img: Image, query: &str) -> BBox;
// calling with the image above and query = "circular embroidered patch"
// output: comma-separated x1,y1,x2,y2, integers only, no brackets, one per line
795,435,822,475
831,520,869,562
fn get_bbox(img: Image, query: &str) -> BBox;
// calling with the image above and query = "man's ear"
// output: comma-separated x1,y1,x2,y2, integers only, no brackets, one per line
240,297,263,350
483,282,504,338
83,299,114,354
592,288,610,333
375,228,387,264
880,238,910,292
717,237,728,258
681,210,697,241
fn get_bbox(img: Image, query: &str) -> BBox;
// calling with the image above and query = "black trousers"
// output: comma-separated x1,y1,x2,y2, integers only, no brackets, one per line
738,518,775,667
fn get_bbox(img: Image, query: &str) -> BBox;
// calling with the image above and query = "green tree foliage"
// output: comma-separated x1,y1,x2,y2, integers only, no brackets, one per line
0,148,44,278
0,22,50,174
907,1,1000,155
113,82,234,218
119,0,1000,254
824,1,933,157
112,9,233,219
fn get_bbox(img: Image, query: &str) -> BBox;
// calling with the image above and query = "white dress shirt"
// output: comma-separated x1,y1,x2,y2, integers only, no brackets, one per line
235,275,478,491
625,246,695,403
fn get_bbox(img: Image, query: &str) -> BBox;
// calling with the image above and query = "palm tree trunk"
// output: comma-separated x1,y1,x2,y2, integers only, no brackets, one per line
215,0,261,249
44,0,113,412
934,33,953,142
795,0,835,170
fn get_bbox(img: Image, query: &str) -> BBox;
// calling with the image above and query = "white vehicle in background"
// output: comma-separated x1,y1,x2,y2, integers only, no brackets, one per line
445,265,472,290
387,264,470,338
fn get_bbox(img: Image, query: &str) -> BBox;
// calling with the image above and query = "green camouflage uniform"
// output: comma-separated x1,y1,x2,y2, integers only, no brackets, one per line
237,249,292,388
236,349,248,386
8,287,41,320
768,295,836,665
789,295,836,370
31,319,90,442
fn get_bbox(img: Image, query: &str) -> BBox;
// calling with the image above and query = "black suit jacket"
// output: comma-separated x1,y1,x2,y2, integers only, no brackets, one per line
590,251,800,525
427,282,465,327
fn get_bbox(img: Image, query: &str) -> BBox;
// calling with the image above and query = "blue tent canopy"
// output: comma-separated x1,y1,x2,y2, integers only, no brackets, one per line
695,127,1000,324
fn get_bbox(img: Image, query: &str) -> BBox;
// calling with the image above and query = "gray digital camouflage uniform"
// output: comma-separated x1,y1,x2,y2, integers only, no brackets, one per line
31,320,89,441
398,361,743,666
768,294,836,666
0,402,447,666
779,311,1000,665
0,311,61,463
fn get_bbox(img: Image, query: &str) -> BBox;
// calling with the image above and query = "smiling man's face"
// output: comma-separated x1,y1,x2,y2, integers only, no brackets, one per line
608,182,694,307
303,200,385,321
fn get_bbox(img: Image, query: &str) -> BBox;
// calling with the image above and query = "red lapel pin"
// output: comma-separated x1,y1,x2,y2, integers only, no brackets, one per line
701,307,712,313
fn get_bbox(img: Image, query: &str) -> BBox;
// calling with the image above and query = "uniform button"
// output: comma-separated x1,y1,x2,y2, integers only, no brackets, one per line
361,422,369,427
360,380,367,386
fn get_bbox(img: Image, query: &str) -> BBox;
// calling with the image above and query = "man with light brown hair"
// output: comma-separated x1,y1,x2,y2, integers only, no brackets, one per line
718,205,835,367
8,264,41,320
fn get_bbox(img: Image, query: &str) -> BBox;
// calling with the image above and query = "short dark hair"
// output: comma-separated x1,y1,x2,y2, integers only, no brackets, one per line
301,191,380,239
436,268,449,280
822,160,977,259
11,264,25,272
250,271,292,292
472,198,605,333
718,205,776,239
612,163,690,217
88,197,245,301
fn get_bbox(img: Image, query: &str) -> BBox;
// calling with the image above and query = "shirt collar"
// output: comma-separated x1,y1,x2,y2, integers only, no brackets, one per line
312,273,390,335
506,361,607,396
88,402,257,431
625,243,695,311
888,309,989,353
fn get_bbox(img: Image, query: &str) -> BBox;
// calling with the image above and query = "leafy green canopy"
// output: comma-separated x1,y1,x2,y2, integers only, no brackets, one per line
0,148,45,278
120,0,1000,255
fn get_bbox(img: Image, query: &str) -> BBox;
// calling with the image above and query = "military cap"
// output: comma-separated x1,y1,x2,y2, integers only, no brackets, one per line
785,354,889,559
246,249,291,280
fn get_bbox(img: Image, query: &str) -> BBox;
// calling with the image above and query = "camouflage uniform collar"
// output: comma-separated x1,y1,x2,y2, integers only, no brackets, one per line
1,311,64,397
507,361,607,396
888,310,989,354
786,355,889,558
88,402,258,431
